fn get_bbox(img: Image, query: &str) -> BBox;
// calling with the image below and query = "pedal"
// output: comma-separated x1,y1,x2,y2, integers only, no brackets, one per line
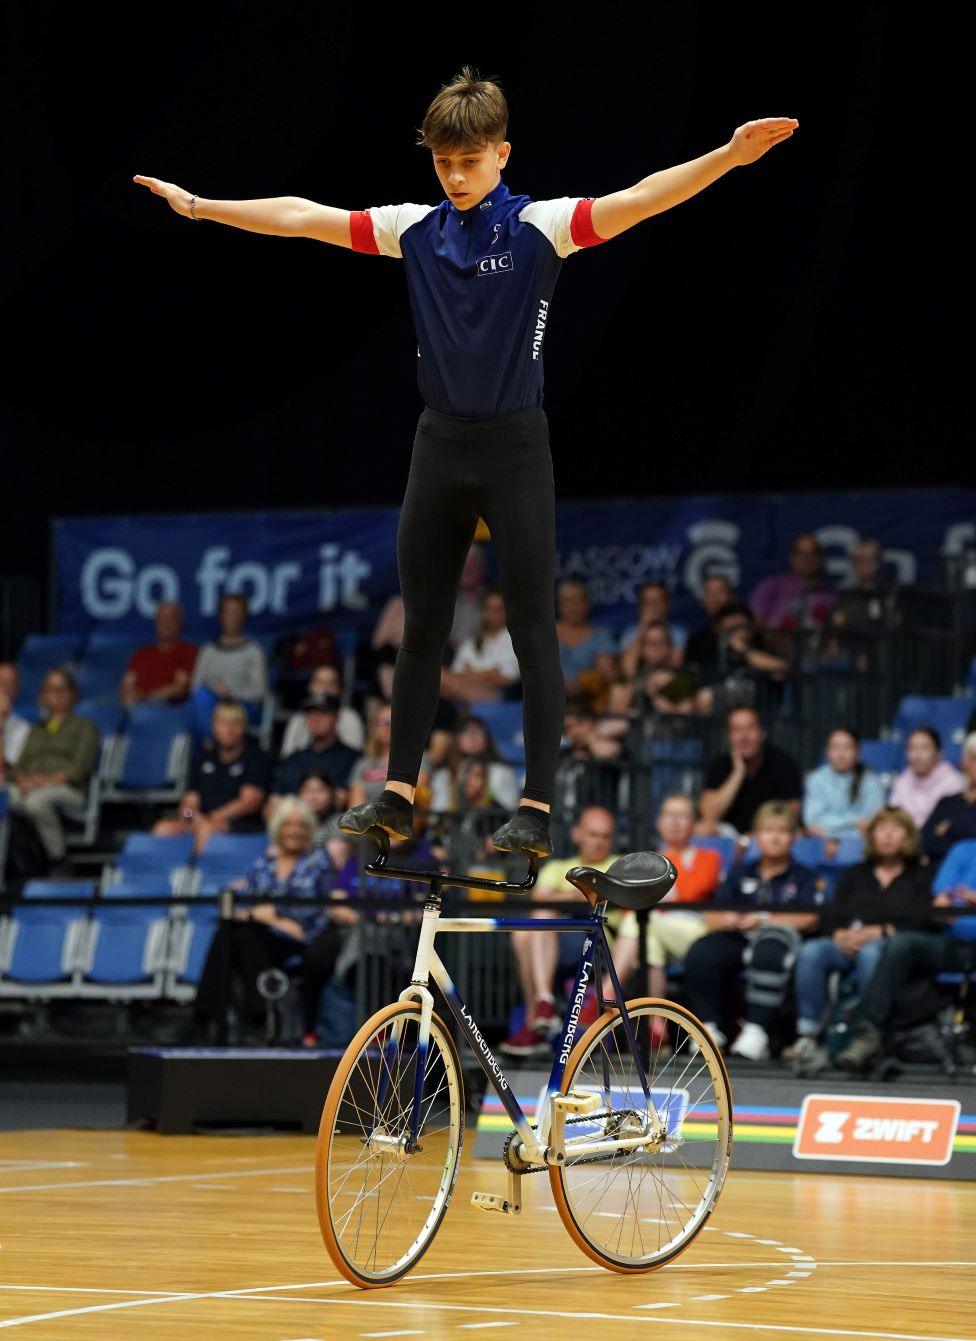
471,1169,522,1215
553,1089,601,1116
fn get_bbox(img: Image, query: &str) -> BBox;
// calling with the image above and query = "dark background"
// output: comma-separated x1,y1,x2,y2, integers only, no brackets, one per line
0,3,959,582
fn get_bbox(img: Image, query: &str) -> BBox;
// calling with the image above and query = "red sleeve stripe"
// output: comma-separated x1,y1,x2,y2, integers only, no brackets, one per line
349,210,380,254
570,197,606,249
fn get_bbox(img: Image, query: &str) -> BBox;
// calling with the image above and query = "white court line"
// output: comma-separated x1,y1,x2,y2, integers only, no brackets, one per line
3,1266,971,1341
232,1293,976,1341
0,1293,211,1330
459,1325,515,1330
0,1164,310,1194
0,1288,184,1298
361,1333,426,1338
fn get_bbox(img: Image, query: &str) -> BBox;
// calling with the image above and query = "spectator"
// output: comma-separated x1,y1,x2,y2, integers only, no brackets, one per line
271,694,361,803
501,806,620,1057
888,727,964,830
695,602,789,715
297,768,349,848
346,702,395,805
429,713,518,812
188,796,355,1045
830,815,951,1073
787,807,932,1072
750,533,838,632
557,701,625,764
154,701,271,852
7,669,99,863
803,728,887,845
683,801,821,1060
363,593,404,703
450,544,489,649
610,795,721,1012
280,664,365,756
616,623,696,717
698,706,803,836
119,601,198,706
832,538,895,632
190,593,268,736
441,586,520,705
619,582,687,667
922,733,976,859
0,666,30,775
683,575,736,677
556,579,616,698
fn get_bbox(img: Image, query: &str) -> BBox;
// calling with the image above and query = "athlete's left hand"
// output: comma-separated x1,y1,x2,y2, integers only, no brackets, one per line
728,118,799,166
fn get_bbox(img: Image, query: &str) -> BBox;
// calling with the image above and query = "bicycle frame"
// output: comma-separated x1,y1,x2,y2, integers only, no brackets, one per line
363,835,655,1166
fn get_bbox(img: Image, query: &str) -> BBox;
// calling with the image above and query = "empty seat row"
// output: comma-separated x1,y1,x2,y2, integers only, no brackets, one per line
0,901,219,1002
101,831,270,896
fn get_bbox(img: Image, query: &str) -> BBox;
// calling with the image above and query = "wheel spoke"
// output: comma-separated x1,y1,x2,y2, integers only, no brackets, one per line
319,1008,462,1284
555,1001,731,1269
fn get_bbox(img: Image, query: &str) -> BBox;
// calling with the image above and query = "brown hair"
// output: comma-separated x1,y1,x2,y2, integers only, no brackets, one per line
864,806,921,861
417,66,508,153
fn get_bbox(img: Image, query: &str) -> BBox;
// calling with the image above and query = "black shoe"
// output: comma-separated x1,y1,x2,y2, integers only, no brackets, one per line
338,796,413,842
490,808,553,857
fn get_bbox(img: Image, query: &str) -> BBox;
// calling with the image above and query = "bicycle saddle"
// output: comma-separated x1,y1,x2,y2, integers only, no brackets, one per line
565,851,678,911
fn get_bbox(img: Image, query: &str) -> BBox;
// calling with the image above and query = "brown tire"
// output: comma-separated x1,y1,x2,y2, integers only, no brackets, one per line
316,999,465,1288
549,997,733,1273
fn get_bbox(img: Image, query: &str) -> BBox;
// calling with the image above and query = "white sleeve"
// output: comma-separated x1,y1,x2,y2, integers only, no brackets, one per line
519,197,605,259
349,203,435,259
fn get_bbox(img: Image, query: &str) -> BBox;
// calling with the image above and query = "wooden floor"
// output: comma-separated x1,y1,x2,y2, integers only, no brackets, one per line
0,1130,973,1340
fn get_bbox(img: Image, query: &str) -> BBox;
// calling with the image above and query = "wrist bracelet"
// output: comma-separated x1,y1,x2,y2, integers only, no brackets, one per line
189,194,198,221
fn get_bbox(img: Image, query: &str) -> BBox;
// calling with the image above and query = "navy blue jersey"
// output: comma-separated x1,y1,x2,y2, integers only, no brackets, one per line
716,860,823,908
350,181,606,416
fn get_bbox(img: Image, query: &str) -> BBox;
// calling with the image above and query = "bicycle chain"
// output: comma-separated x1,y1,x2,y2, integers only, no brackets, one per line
502,1112,645,1176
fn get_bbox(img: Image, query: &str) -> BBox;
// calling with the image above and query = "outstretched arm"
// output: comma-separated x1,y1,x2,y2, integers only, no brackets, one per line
590,117,798,242
132,175,354,247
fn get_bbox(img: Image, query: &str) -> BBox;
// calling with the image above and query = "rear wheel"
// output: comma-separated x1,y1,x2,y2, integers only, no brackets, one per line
550,998,733,1272
316,1000,464,1287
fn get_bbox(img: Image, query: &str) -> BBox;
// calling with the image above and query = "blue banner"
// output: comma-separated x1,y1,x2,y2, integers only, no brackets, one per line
54,490,976,641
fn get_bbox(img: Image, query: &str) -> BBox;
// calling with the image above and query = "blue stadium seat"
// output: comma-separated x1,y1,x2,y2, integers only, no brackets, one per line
858,739,901,779
79,905,169,999
830,834,865,866
101,874,175,900
22,880,97,900
165,906,221,1000
470,700,525,766
75,700,125,739
101,709,191,804
0,904,88,997
192,833,268,894
743,836,826,867
892,695,974,766
74,634,140,702
691,836,737,878
113,833,195,885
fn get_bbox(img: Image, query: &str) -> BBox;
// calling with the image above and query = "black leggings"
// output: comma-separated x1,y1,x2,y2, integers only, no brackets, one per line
386,405,565,806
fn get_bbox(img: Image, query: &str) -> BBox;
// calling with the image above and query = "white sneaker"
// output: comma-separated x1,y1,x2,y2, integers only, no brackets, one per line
729,1021,770,1061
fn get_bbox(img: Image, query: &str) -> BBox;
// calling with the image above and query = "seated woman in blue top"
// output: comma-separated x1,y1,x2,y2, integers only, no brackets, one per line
555,578,617,698
683,801,822,1062
191,796,356,1045
803,728,887,851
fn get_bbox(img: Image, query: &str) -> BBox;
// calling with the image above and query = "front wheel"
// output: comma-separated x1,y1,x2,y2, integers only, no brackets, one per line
551,997,733,1273
316,1000,464,1287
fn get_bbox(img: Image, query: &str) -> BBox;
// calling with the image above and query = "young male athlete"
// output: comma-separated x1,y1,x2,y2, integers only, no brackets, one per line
134,67,797,858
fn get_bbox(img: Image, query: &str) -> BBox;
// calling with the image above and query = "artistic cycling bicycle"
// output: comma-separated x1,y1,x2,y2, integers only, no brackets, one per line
315,832,733,1288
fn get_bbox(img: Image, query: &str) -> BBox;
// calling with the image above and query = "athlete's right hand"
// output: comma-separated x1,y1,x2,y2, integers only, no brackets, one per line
132,175,195,217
